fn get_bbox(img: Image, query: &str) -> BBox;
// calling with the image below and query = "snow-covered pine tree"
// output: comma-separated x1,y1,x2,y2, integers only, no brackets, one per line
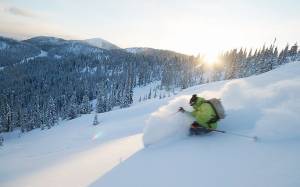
120,71,133,108
81,94,91,114
5,103,13,132
96,92,106,113
47,96,58,127
20,108,29,132
93,114,99,126
0,135,3,146
154,90,157,98
67,93,78,120
148,89,152,99
0,115,3,144
32,96,42,129
290,43,298,61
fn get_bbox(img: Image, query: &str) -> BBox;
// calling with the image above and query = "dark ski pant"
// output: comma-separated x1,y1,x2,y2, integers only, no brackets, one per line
189,121,211,135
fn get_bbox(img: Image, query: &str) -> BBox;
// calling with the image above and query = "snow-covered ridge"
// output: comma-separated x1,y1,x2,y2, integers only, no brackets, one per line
125,47,154,53
24,36,65,44
84,38,120,50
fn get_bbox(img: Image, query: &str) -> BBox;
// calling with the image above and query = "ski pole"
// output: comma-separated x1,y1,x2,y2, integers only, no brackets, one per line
169,110,180,116
209,129,258,141
169,107,186,116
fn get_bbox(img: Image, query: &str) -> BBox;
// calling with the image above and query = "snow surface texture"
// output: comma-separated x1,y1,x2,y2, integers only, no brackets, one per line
1,62,300,187
143,96,194,146
143,62,300,146
20,50,48,64
93,62,300,187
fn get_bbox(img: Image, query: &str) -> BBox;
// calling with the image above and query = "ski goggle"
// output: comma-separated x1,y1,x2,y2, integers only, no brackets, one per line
189,95,197,106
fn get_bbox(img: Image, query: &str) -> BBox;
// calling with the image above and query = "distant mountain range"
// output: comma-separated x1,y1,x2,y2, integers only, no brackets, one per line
0,35,177,67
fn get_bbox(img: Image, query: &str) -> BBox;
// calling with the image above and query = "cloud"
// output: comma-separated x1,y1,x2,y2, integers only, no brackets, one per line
4,6,36,18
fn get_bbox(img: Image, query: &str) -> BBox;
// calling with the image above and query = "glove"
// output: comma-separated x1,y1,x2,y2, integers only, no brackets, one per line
178,107,185,113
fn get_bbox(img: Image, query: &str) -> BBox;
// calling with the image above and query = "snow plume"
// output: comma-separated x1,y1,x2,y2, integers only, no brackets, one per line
255,99,300,141
143,63,300,146
253,80,300,141
201,78,300,141
143,96,194,147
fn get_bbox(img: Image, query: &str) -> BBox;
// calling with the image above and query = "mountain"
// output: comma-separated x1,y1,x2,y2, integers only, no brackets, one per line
1,62,300,187
84,38,120,50
23,36,66,51
23,36,107,57
0,35,199,133
0,36,40,67
0,36,122,68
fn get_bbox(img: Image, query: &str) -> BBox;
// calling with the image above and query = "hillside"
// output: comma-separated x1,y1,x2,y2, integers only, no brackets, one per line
0,35,199,135
1,61,300,187
84,38,120,50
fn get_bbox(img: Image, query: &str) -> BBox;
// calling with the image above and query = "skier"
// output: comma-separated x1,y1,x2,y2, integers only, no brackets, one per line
179,94,220,135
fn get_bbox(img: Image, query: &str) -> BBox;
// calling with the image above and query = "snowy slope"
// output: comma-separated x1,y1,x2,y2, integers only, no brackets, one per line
125,47,154,53
20,50,48,64
92,61,300,187
84,38,120,50
1,62,300,187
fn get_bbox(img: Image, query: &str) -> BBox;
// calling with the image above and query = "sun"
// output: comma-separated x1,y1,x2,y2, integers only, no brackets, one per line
203,53,219,65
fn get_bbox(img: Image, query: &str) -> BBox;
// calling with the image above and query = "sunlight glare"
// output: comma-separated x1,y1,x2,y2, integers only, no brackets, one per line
203,53,218,65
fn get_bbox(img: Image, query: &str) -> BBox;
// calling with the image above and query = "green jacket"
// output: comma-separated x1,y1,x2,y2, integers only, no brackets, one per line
186,97,218,129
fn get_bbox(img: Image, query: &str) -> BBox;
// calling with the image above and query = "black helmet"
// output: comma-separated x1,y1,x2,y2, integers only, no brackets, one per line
189,94,197,106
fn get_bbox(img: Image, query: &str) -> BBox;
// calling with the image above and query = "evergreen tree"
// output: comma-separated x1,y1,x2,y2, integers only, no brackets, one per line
48,96,58,127
0,135,3,146
67,93,78,120
5,103,13,132
148,89,152,99
81,94,91,114
93,114,99,126
96,84,106,113
20,108,29,132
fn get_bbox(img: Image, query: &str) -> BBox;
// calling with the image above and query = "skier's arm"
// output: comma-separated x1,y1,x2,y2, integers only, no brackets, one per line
179,107,193,117
184,110,193,117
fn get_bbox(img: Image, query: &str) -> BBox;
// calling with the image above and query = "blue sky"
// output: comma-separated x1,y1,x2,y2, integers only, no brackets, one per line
0,0,299,59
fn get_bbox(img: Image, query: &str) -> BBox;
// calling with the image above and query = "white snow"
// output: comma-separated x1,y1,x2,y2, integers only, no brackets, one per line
38,50,48,57
133,81,179,104
0,41,8,50
1,62,300,187
20,50,48,64
125,47,151,54
84,38,119,50
54,54,62,59
143,95,194,146
80,67,97,74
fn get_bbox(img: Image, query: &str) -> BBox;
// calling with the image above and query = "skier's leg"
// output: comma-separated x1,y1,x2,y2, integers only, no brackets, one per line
189,121,199,136
194,123,211,134
189,128,195,136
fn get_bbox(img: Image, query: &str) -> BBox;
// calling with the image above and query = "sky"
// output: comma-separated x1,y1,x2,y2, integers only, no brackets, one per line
0,0,299,60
